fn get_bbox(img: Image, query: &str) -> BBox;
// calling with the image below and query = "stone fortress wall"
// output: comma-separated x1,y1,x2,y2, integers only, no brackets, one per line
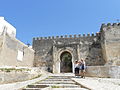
33,23,120,73
100,23,120,66
33,32,104,73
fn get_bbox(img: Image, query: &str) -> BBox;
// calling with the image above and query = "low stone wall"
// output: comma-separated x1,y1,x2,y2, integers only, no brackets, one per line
85,66,120,79
0,67,42,84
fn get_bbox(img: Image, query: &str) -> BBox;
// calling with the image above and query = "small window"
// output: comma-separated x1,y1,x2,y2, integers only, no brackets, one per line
17,50,23,61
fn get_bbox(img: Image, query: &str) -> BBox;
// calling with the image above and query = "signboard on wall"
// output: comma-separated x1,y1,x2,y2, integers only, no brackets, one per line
17,50,23,61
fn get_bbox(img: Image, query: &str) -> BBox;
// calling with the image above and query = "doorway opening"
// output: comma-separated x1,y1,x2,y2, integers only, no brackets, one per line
60,51,72,73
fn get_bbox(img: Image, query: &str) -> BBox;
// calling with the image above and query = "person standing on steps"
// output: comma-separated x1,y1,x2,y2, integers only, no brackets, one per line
74,60,80,77
80,58,86,78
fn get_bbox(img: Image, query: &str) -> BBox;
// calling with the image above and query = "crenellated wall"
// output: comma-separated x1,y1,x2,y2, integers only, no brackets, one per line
33,23,120,73
33,33,104,72
33,33,100,41
100,23,120,66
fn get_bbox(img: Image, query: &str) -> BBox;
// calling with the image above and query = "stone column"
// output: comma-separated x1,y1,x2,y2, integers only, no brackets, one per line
77,44,80,60
53,45,56,73
53,45,60,73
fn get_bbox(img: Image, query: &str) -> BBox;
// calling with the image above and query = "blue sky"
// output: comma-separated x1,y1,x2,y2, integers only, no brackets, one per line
0,0,120,44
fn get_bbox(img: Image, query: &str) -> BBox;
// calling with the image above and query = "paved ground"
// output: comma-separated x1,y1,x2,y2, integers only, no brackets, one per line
72,77,120,90
0,73,120,90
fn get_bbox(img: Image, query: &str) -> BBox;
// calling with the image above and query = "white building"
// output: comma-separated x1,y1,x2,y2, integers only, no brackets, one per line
0,17,16,37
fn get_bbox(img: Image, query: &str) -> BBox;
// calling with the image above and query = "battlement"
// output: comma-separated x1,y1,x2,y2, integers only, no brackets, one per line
100,23,120,31
33,32,100,40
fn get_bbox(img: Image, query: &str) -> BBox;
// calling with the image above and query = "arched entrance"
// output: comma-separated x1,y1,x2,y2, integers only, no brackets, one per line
60,51,72,73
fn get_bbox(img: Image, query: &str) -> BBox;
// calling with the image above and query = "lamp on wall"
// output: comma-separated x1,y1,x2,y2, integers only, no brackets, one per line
27,43,30,47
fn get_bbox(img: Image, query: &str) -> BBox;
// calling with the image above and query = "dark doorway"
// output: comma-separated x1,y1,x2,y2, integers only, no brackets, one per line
60,51,72,73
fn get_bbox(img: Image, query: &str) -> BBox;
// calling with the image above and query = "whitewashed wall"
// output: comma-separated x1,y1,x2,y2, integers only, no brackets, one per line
0,17,16,37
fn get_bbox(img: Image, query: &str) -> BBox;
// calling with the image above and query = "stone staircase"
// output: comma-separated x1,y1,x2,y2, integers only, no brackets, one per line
22,75,88,90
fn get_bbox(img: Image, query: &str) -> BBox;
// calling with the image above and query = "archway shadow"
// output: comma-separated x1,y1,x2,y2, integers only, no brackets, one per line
60,51,72,73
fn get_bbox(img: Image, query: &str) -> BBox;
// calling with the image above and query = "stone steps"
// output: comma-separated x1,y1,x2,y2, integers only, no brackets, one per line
22,75,88,90
23,87,83,90
27,84,49,88
23,88,42,90
27,84,80,88
44,79,72,81
48,88,88,90
49,76,67,77
38,81,76,84
46,77,71,79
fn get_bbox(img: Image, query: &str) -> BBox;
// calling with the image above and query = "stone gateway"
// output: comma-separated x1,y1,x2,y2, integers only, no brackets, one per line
33,23,120,73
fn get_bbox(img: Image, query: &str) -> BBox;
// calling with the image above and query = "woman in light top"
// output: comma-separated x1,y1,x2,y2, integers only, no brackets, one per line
74,60,80,77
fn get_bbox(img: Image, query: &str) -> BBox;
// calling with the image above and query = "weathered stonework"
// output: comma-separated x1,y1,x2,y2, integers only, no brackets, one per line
32,34,102,73
85,66,120,78
100,23,120,66
33,23,120,73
